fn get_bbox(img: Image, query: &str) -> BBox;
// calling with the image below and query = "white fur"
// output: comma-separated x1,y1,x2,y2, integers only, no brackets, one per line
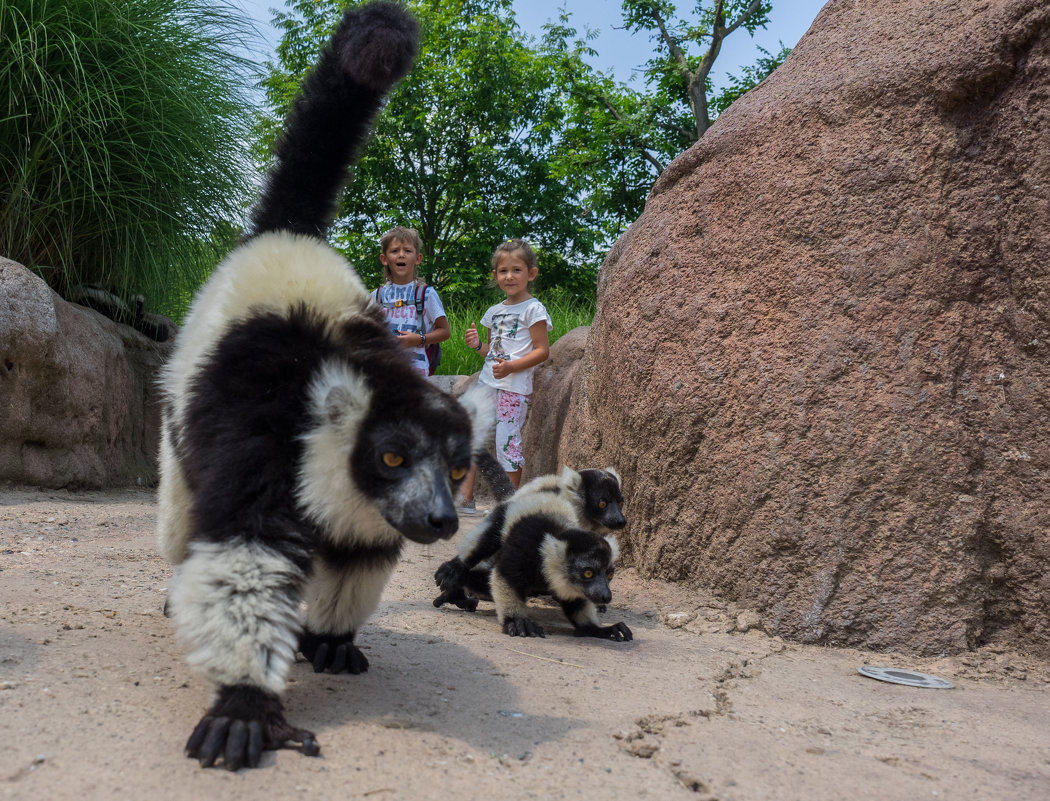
604,534,620,563
156,418,193,564
454,467,585,562
490,570,529,625
539,535,585,602
167,540,305,694
457,383,498,454
502,483,582,536
453,523,484,562
295,361,401,548
159,232,371,439
303,557,394,634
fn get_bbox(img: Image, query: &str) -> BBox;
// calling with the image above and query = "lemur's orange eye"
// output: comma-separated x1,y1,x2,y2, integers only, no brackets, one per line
598,500,608,509
450,467,468,481
382,453,404,468
583,570,594,579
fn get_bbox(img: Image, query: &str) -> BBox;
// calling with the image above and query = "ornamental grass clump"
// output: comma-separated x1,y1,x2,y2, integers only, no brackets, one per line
0,0,260,318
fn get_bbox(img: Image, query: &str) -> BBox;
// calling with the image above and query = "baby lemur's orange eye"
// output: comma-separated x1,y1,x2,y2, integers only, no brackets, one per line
583,570,594,579
450,467,468,481
598,500,608,509
382,453,404,468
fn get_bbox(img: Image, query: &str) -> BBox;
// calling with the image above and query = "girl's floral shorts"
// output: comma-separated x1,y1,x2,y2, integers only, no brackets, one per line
495,389,530,471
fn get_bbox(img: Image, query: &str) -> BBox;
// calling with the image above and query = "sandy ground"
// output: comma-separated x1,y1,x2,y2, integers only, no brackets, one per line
2,485,1049,801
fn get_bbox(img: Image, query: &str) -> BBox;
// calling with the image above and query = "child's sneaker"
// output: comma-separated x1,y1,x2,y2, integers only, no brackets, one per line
460,499,477,515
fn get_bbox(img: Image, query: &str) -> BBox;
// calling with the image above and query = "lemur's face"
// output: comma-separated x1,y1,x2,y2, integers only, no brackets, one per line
299,370,481,547
568,546,615,606
580,469,627,530
355,412,472,544
381,238,422,284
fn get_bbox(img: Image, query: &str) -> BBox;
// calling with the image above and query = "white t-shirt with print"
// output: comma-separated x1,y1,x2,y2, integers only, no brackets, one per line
374,282,446,375
479,297,553,395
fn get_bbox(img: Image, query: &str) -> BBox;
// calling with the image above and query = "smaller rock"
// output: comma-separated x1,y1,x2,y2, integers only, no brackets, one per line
735,610,764,633
663,611,697,629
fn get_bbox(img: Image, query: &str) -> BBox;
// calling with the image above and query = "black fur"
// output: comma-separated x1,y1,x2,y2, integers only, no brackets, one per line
315,539,403,571
181,306,340,565
158,4,472,772
577,468,627,531
473,449,517,501
433,467,625,611
250,2,418,238
185,685,318,770
493,521,632,641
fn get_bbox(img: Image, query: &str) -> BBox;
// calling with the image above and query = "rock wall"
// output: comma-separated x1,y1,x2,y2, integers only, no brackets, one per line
522,326,591,480
0,258,173,488
558,0,1050,655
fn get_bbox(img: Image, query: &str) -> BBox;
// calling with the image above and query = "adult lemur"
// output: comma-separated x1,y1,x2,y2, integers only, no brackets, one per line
433,467,631,640
157,3,489,770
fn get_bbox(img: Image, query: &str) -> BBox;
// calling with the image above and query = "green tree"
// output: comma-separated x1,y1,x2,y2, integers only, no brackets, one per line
542,0,786,193
262,0,602,305
623,0,775,140
538,18,674,243
0,0,260,318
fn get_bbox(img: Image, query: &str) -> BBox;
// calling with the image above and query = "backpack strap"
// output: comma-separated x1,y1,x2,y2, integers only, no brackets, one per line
414,283,428,333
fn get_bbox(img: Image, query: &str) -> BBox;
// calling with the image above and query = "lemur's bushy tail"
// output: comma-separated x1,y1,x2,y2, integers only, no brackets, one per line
250,2,418,238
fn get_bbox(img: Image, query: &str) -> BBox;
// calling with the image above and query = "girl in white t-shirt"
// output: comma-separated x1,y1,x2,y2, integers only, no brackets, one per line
460,239,552,512
372,226,450,376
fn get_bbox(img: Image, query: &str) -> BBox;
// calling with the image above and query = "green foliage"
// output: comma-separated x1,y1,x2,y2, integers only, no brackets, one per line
0,0,260,318
544,0,782,178
262,0,604,308
254,1,790,320
438,288,595,376
538,19,674,243
622,0,774,137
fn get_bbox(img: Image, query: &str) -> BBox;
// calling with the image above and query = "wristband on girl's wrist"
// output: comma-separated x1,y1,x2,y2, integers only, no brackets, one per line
472,342,484,352
420,333,427,346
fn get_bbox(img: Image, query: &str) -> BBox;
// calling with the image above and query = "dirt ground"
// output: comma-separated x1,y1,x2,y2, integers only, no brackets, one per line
1,486,1049,801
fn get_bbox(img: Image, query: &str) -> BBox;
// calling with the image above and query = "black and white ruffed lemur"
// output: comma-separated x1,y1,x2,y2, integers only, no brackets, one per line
156,3,493,770
433,467,631,640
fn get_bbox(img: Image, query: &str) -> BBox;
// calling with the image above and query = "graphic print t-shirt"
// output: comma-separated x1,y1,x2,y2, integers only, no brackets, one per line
374,282,446,375
479,297,553,395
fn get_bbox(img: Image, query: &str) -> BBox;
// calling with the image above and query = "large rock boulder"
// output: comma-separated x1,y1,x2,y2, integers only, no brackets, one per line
522,326,591,480
0,258,173,488
559,0,1050,656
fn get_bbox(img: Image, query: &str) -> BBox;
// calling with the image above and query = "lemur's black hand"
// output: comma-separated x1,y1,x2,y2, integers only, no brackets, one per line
434,557,469,591
185,686,320,770
300,632,370,674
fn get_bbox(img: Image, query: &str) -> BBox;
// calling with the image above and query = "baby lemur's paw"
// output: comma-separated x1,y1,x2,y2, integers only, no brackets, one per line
433,587,479,612
574,621,633,642
503,617,545,638
434,557,469,591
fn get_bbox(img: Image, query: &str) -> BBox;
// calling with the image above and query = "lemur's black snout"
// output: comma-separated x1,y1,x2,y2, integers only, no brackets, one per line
427,510,459,539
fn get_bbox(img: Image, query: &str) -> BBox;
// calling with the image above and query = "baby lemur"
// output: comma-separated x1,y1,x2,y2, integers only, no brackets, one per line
434,467,631,640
